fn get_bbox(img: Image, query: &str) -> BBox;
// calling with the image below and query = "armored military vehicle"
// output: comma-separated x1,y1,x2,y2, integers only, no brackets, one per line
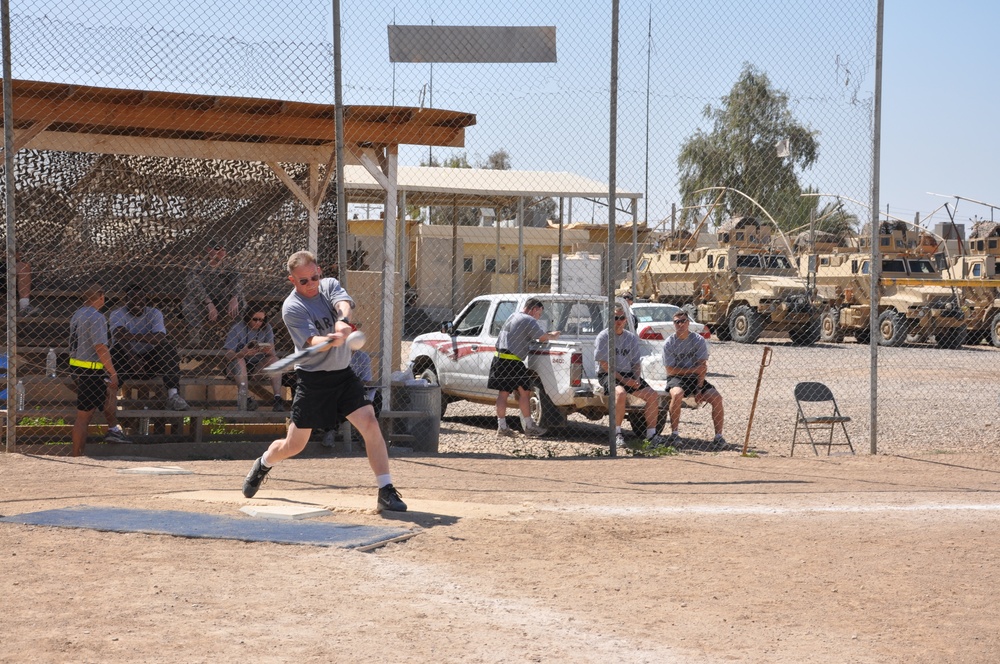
939,220,1000,346
801,222,967,347
624,216,821,345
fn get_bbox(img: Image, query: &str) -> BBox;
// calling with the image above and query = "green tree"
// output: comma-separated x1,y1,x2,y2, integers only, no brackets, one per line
677,64,819,231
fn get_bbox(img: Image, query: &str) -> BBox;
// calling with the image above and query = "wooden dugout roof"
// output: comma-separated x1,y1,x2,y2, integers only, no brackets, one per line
5,79,476,163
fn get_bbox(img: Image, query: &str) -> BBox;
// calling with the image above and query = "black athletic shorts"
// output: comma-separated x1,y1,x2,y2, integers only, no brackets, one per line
597,371,651,396
290,367,370,430
487,355,533,393
666,374,715,397
74,370,108,412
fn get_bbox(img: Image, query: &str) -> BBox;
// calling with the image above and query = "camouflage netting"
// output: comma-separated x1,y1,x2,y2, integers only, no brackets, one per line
5,149,339,297
969,220,1000,240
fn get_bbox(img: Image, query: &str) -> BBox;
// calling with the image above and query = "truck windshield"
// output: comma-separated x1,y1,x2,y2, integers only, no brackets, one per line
907,259,937,274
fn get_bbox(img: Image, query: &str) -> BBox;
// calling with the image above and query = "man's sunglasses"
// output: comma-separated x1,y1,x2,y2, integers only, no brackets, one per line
614,315,628,321
296,274,321,285
674,317,689,324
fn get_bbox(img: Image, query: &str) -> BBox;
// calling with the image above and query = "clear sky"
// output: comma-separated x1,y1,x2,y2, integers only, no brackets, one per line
11,1,998,228
880,1,1000,226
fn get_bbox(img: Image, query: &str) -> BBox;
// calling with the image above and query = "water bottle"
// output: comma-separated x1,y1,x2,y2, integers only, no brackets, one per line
237,382,248,411
139,406,150,435
46,348,57,378
15,379,25,411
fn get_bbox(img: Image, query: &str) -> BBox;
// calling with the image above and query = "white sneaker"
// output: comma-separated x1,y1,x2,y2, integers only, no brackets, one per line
523,422,547,438
615,431,627,449
165,393,189,411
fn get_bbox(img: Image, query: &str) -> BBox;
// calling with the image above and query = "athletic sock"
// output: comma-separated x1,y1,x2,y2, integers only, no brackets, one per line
672,429,679,436
167,388,179,397
646,428,657,439
260,453,274,468
376,474,392,489
497,417,508,429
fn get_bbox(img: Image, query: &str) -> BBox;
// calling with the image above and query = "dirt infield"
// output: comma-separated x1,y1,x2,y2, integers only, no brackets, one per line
3,450,1000,663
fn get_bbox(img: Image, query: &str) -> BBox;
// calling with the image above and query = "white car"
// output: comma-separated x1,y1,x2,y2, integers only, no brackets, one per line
630,303,711,341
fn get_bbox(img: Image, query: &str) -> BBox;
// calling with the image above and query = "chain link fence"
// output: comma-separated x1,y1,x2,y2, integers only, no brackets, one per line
7,0,988,460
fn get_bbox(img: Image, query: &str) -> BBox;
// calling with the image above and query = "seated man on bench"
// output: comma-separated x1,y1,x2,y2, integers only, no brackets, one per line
109,286,188,411
223,308,284,411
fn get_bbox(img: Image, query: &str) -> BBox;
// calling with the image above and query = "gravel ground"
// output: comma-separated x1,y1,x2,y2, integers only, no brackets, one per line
403,338,1000,458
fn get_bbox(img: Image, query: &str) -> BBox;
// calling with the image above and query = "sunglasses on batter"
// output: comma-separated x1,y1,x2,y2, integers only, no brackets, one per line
296,274,321,285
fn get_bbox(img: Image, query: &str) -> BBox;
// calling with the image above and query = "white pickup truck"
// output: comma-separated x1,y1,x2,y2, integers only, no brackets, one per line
407,293,669,434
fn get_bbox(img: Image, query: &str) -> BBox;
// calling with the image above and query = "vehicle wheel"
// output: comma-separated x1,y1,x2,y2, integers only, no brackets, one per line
626,408,669,439
789,318,821,346
714,318,732,341
819,308,845,343
627,411,647,439
992,312,1000,347
854,326,871,344
682,304,698,322
416,364,449,418
529,382,566,429
877,310,911,347
729,305,764,344
935,327,967,349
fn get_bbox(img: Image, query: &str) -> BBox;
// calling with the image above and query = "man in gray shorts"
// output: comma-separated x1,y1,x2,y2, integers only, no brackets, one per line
241,251,406,512
661,309,726,446
487,297,560,438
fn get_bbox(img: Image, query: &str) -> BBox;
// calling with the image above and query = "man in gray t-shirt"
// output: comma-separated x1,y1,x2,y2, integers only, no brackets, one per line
69,283,130,456
241,250,406,513
662,309,725,446
595,304,664,448
487,298,560,438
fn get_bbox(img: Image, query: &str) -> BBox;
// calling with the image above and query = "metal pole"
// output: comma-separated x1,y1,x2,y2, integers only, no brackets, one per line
2,0,17,452
332,0,348,290
607,0,620,457
631,198,637,295
557,197,564,294
868,0,885,455
517,197,524,292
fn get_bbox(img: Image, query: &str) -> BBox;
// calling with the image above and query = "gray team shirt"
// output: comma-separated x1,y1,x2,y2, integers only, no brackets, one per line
281,277,354,372
69,305,108,363
496,311,544,360
109,306,166,354
661,332,709,370
594,329,642,374
223,321,276,353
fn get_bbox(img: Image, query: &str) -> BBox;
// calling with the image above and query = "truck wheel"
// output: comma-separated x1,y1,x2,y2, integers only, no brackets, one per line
682,304,698,322
877,310,911,347
729,305,764,344
819,309,845,343
992,312,1000,348
789,318,821,346
627,409,669,439
530,383,566,429
416,364,449,418
935,327,967,349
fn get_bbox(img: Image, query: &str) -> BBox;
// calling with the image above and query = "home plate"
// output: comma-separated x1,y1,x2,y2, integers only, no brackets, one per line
240,504,331,520
118,466,193,475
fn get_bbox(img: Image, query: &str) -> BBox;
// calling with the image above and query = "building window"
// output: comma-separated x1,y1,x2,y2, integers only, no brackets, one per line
485,258,497,273
509,258,520,273
539,257,552,286
463,257,474,273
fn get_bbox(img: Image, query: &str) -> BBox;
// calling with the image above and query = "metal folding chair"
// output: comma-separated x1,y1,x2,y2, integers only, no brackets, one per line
791,381,853,456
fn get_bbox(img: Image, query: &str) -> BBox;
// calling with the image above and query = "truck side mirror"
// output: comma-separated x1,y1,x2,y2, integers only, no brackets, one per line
441,321,455,335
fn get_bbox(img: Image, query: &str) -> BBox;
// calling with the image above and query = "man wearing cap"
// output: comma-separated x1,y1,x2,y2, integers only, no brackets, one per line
69,283,132,455
621,291,638,328
183,240,245,342
662,308,726,447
